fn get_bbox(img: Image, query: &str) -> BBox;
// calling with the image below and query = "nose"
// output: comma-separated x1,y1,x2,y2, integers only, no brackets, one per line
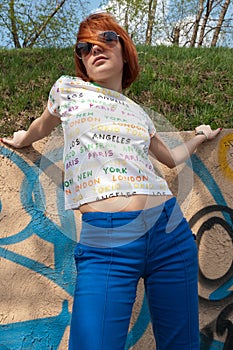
91,43,103,55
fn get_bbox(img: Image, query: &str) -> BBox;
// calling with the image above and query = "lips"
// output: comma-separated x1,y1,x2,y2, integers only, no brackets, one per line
93,56,108,65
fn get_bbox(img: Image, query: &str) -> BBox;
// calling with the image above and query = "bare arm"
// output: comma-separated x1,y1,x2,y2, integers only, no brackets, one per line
1,107,61,148
149,125,222,169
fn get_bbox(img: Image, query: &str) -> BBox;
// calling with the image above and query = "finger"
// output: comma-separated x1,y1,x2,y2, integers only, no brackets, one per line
209,128,222,139
0,137,15,146
214,127,222,136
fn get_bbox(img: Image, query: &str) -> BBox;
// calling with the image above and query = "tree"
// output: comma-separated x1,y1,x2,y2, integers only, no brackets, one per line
104,0,157,44
164,0,196,46
190,0,205,47
154,0,232,47
145,0,157,45
1,0,232,48
198,0,215,46
211,0,231,46
189,0,232,47
0,0,89,48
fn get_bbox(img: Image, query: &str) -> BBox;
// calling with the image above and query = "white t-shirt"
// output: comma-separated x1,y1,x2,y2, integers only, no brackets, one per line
48,75,172,210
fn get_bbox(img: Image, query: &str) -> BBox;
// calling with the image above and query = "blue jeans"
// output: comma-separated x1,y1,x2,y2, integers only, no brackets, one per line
69,198,199,350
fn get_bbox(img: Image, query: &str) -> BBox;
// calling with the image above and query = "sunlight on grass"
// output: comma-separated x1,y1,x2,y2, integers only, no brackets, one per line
0,45,232,136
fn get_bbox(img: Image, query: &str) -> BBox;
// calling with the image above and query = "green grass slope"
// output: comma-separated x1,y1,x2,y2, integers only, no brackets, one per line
1,45,232,137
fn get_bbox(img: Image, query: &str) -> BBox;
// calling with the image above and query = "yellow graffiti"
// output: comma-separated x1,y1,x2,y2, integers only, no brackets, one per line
218,133,233,181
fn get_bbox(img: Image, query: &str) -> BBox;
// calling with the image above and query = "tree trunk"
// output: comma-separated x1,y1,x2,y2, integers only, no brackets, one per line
123,5,129,33
9,0,21,48
190,0,205,47
211,0,231,46
145,0,157,45
172,26,180,45
198,0,213,46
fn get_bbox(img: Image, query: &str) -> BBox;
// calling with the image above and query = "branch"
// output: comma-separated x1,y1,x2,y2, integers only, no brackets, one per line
23,0,67,47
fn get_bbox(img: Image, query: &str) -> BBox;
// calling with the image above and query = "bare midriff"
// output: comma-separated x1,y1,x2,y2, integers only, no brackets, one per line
78,194,174,213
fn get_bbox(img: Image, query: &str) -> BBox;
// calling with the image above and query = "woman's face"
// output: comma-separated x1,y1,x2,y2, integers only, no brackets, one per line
80,31,124,91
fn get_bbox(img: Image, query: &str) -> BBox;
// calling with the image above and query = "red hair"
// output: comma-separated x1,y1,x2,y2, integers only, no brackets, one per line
74,12,140,89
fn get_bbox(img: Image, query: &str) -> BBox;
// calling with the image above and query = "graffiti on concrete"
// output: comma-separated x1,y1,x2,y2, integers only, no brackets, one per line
1,136,233,349
0,300,70,349
190,154,233,350
0,146,77,349
218,134,233,181
0,145,150,349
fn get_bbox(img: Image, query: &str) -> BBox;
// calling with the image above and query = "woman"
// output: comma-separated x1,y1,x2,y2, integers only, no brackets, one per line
1,12,221,350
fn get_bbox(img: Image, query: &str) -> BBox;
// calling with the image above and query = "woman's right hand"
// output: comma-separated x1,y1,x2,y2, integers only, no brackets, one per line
1,130,27,148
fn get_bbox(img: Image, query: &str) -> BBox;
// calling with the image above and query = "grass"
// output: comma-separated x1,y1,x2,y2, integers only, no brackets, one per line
0,45,232,137
130,45,233,130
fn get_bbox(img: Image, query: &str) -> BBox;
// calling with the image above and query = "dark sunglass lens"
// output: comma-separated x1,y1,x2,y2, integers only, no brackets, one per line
76,42,92,58
99,31,118,42
76,32,119,58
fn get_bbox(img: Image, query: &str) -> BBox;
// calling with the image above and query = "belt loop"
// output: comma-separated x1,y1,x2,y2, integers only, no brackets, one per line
163,199,170,221
106,213,112,228
142,209,148,232
106,213,113,237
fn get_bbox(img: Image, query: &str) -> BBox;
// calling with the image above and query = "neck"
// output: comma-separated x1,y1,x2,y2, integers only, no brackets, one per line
92,79,123,93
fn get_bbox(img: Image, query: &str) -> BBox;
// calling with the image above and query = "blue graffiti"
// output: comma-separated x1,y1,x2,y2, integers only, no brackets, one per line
190,155,231,225
1,146,232,349
190,154,233,349
200,334,224,350
0,300,70,350
210,277,233,301
0,146,150,349
0,147,76,294
125,294,151,349
190,154,233,300
0,146,76,349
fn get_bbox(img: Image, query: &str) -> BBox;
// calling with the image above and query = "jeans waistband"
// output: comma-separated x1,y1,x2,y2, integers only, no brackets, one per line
80,197,183,248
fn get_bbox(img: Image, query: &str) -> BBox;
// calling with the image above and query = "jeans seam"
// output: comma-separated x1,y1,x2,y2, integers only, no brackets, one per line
173,236,194,350
100,248,113,350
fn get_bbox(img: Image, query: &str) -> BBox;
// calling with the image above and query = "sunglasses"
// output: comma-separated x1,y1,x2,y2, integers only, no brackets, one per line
75,31,120,59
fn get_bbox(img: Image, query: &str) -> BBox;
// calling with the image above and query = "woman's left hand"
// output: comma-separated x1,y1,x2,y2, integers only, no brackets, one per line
195,125,222,141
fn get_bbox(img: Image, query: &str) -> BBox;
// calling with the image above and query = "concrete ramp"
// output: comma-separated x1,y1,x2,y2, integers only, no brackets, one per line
0,129,233,349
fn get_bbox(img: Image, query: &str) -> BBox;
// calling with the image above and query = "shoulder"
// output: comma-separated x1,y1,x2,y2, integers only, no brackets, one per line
53,75,84,87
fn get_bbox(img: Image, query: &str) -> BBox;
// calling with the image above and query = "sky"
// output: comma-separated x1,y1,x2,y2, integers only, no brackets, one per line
0,0,105,48
1,0,232,48
86,0,233,48
86,0,104,14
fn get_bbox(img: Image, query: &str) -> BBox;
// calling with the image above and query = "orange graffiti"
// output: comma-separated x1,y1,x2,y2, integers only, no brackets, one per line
218,133,233,181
